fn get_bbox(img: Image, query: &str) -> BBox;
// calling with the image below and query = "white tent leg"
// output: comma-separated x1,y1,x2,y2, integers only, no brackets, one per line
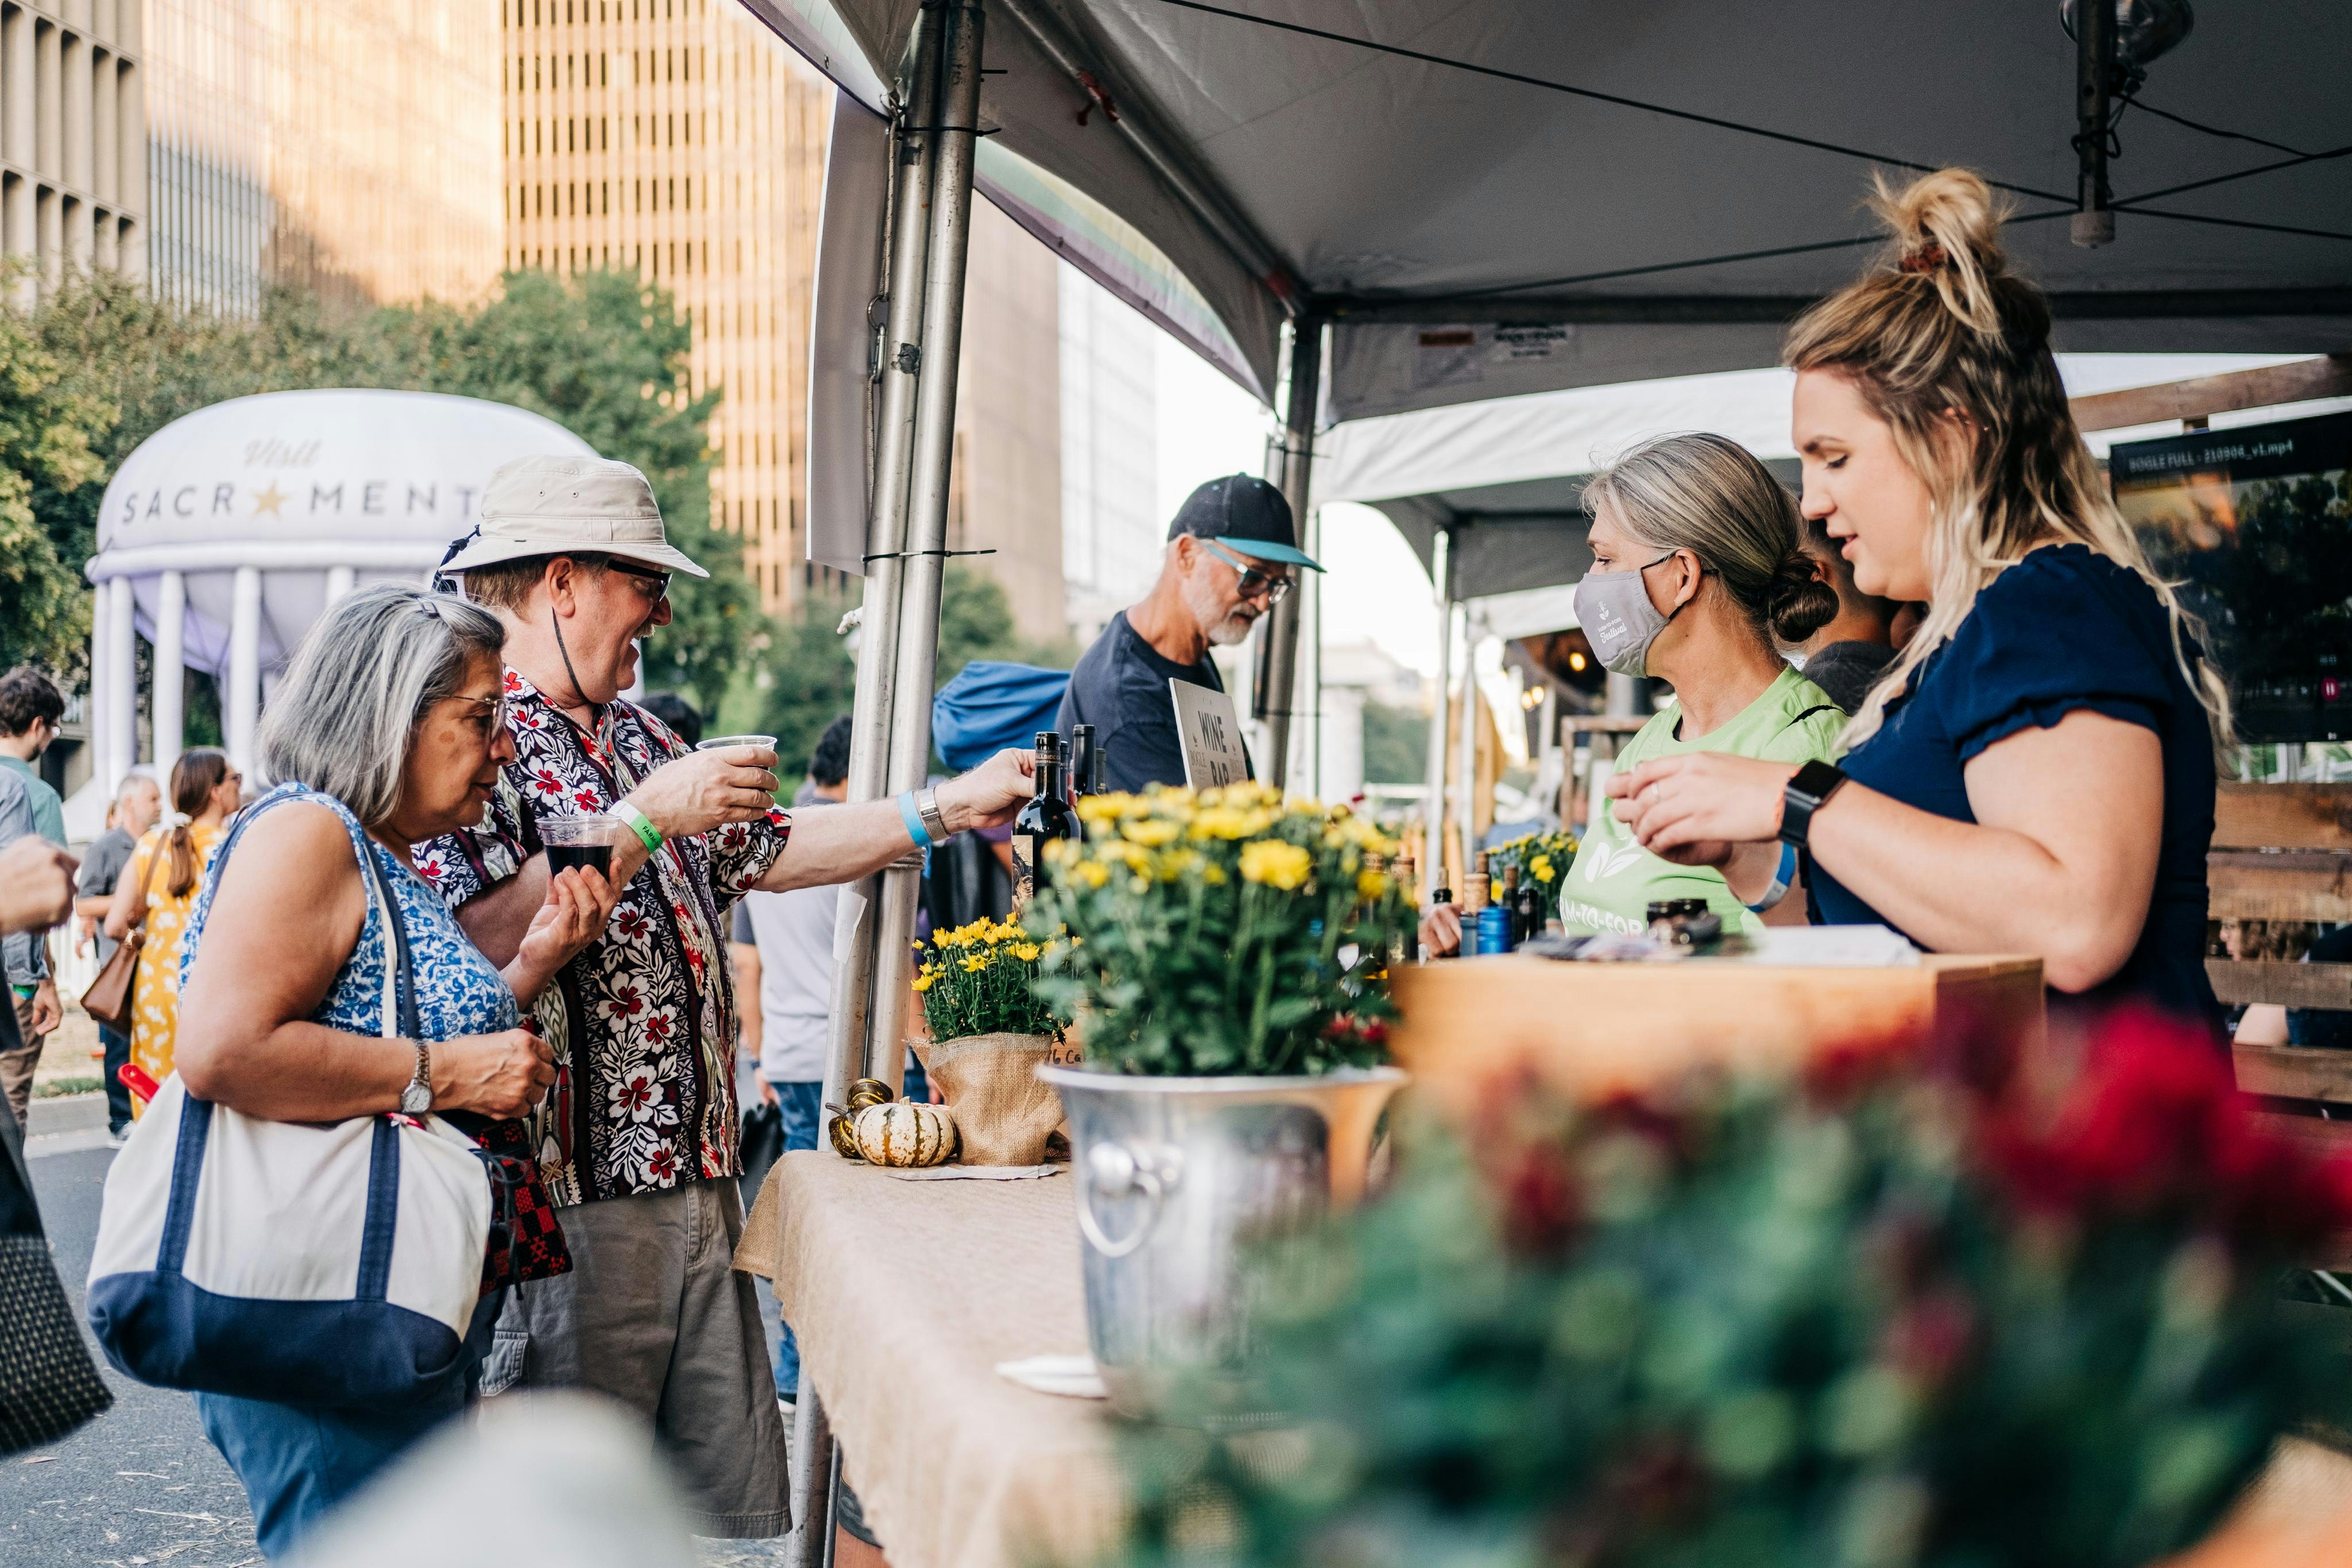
1252,318,1321,791
867,0,987,1093
819,1,946,1121
1421,528,1453,890
224,567,261,773
88,582,111,795
106,575,136,787
152,569,185,785
1449,602,1467,869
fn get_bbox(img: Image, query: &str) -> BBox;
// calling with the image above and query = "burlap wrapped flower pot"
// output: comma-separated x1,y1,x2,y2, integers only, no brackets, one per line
912,1032,1073,1165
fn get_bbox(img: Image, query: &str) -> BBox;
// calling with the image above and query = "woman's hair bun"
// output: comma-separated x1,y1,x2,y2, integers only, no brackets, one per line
1766,549,1840,645
1870,167,2009,336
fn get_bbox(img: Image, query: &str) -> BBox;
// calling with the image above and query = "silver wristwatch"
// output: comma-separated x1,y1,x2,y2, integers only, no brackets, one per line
399,1039,432,1115
915,785,950,843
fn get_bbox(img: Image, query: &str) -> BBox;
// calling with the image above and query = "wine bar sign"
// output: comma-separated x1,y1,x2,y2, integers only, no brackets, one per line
1170,679,1251,789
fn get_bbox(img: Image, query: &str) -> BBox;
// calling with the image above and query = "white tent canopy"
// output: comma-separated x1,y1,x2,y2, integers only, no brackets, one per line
761,0,2352,425
1312,353,2342,608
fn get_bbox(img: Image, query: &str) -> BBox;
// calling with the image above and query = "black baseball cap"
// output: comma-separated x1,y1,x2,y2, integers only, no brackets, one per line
1166,475,1323,571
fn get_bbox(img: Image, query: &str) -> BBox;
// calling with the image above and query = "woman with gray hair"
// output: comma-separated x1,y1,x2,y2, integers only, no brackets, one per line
171,583,617,1557
1423,432,1847,953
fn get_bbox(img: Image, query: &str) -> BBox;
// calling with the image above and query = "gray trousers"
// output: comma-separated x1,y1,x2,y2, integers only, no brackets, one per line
483,1178,791,1538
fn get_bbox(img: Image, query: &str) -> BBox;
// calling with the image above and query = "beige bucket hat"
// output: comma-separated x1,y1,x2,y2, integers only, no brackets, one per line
439,455,709,579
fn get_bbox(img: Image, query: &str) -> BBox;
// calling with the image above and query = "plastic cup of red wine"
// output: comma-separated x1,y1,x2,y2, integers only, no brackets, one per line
541,814,623,877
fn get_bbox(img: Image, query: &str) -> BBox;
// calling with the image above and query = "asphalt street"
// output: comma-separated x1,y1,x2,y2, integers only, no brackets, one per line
2,1094,794,1567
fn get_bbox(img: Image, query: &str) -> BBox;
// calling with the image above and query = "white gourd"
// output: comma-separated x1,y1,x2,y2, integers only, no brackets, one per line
853,1101,956,1167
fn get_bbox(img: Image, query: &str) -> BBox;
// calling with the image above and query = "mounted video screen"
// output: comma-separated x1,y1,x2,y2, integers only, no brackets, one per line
2111,411,2352,744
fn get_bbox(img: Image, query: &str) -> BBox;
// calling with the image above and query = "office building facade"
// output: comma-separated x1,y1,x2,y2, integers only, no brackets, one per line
0,0,143,301
1057,258,1159,638
140,0,502,311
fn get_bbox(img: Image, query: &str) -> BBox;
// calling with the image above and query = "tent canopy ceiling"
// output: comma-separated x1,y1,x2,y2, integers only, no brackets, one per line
782,0,2352,420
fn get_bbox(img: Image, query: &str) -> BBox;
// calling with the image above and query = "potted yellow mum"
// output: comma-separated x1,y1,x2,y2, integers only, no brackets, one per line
910,917,1073,1166
1029,783,1415,1416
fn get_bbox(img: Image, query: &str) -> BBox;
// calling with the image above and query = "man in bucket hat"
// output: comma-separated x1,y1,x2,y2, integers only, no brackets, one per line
418,455,1034,1536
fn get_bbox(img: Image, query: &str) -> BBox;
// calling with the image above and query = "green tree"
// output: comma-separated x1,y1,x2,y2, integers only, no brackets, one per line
738,586,859,782
0,271,115,675
1359,698,1429,784
414,269,757,714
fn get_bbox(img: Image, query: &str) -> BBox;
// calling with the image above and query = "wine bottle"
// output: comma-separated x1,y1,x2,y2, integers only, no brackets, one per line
1500,862,1525,948
1513,861,1544,945
1011,731,1079,906
1392,855,1419,963
1427,873,1454,961
1069,724,1094,804
1462,850,1490,915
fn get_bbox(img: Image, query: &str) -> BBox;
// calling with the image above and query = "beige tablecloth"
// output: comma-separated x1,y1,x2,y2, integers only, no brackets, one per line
736,1152,1121,1568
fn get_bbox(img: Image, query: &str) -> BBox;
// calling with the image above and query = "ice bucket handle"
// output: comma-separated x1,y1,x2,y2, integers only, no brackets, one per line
1076,1140,1183,1259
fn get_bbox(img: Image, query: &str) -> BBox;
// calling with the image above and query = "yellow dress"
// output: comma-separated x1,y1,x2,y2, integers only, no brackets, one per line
125,822,225,1116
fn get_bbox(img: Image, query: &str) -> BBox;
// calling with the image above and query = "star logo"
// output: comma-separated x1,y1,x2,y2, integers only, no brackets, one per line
252,482,289,517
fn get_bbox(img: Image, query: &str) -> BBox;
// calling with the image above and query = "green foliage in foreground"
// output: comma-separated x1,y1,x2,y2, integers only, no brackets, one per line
1114,1013,2352,1568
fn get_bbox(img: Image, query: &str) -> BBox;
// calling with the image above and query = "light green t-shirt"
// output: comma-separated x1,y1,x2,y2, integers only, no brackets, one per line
1557,665,1846,940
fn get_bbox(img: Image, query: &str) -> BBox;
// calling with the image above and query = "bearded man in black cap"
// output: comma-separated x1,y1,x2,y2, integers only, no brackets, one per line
1058,474,1324,793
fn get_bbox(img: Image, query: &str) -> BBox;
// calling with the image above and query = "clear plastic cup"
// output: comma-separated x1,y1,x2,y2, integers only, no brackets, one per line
697,734,779,753
541,814,624,877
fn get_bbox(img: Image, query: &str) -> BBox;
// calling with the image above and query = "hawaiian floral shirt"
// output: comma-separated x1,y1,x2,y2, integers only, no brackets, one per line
413,668,791,1207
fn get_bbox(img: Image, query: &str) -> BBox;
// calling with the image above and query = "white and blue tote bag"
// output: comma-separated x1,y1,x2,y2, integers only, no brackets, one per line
86,827,502,1406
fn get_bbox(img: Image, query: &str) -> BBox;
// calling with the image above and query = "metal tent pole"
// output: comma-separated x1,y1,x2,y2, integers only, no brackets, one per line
1251,318,1322,790
1455,606,1479,874
1421,526,1453,888
865,0,987,1096
792,11,950,1567
818,4,945,1121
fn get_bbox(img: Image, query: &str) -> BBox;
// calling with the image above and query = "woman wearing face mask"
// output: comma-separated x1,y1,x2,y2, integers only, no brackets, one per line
1608,169,2227,1027
1421,432,1843,955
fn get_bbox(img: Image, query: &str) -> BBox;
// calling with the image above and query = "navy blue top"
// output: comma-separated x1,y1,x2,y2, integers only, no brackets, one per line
1809,545,2219,1026
1055,611,1246,794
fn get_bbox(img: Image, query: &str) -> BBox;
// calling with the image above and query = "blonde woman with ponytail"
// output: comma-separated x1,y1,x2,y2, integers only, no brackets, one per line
1612,169,2226,1027
106,748,243,1110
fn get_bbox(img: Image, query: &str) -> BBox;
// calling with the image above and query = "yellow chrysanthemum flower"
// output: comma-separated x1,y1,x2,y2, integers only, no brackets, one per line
1122,816,1179,847
1531,854,1554,883
1073,861,1111,891
911,974,933,992
1012,942,1041,962
1190,807,1250,841
1356,869,1389,900
1240,839,1313,891
960,955,986,973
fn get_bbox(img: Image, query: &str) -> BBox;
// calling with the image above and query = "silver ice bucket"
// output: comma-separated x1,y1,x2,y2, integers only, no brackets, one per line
1037,1063,1407,1420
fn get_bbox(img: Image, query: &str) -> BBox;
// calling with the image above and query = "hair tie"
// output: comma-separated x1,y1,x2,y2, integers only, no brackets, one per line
157,810,191,832
1900,242,1948,275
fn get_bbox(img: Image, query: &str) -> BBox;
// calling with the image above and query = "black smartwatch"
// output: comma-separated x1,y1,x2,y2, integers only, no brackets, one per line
1778,760,1850,849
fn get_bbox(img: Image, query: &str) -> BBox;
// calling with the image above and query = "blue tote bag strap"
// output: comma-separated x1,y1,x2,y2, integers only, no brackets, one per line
153,792,419,1297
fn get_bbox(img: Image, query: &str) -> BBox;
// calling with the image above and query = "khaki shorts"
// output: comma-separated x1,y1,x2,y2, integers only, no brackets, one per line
483,1178,790,1538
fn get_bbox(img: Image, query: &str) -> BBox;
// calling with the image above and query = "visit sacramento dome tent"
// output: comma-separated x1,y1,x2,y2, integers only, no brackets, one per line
76,389,594,836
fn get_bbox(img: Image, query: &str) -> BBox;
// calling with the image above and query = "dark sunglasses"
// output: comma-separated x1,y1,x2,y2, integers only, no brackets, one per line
606,557,673,597
1201,539,1295,603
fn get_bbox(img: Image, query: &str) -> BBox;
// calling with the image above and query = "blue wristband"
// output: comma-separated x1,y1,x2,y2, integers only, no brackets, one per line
897,790,932,850
1745,841,1798,914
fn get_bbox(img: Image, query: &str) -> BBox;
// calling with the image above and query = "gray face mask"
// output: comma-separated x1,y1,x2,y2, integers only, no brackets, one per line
1572,553,1684,677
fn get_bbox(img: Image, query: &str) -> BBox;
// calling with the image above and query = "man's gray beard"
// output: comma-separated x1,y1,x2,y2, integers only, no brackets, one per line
1207,614,1255,646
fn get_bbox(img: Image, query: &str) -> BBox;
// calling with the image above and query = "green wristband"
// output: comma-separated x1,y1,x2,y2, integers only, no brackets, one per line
612,800,663,851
